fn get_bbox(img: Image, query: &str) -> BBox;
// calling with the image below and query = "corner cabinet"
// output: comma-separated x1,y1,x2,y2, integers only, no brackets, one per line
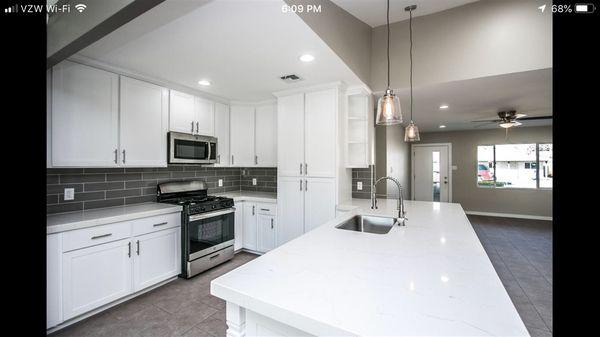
47,212,181,329
234,201,277,254
50,61,168,167
214,102,231,166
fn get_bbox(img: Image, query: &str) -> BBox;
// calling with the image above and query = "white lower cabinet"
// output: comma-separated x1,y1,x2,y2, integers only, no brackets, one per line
132,227,180,292
257,214,276,253
242,203,258,251
234,201,244,251
48,212,181,329
237,201,277,253
62,238,133,321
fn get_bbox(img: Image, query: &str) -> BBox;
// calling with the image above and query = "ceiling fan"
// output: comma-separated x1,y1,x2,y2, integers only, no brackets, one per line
471,110,552,129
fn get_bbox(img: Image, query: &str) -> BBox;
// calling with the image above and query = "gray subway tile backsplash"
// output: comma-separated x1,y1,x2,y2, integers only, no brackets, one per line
352,168,372,199
47,165,277,214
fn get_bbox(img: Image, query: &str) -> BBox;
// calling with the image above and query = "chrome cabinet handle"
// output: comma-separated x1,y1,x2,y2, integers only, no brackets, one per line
255,155,258,165
300,179,302,191
231,155,234,165
270,218,274,229
217,154,220,164
136,240,140,255
299,163,302,175
153,222,168,227
196,122,199,134
128,242,131,257
122,149,126,164
191,121,195,133
260,208,270,212
304,163,307,175
252,205,255,216
91,233,112,240
304,179,307,191
114,149,118,164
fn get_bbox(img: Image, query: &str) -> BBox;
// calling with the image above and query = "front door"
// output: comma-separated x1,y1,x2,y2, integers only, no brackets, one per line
412,144,451,202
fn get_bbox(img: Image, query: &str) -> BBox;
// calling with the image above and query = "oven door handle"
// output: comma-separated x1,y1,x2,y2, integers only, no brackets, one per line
188,208,235,222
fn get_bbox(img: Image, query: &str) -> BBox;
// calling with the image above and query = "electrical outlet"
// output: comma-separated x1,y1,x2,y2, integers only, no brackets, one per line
357,181,363,190
252,178,257,186
64,188,75,201
218,179,223,187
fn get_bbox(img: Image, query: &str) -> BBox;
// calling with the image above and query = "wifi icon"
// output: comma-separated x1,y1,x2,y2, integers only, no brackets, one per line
74,3,86,12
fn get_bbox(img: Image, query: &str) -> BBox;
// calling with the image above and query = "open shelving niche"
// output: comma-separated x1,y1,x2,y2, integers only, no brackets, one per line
345,86,374,168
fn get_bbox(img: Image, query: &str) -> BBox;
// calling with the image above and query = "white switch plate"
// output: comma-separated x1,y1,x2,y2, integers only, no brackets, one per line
218,179,223,187
64,188,75,201
252,178,257,186
357,181,363,190
452,165,458,170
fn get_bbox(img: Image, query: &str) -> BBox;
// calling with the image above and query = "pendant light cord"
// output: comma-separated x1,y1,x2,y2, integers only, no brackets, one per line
387,0,390,89
409,8,413,122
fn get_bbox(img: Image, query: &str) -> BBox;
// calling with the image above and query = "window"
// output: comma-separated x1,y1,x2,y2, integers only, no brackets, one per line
477,143,552,189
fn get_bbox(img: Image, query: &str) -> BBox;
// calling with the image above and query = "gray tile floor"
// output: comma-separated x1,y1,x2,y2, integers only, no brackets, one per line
469,215,553,337
51,216,552,337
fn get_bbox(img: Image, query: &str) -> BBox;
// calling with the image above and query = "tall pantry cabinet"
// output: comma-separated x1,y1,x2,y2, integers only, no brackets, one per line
274,83,351,246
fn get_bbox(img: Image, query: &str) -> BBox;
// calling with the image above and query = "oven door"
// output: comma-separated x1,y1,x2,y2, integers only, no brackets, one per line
187,208,234,261
168,132,217,164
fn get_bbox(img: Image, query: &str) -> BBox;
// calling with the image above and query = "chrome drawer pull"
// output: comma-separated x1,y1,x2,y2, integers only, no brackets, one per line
91,233,112,240
153,222,168,227
209,253,220,260
260,208,270,212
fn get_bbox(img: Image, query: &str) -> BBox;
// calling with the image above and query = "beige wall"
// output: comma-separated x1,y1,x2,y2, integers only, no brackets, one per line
370,0,552,91
419,126,552,217
284,0,372,86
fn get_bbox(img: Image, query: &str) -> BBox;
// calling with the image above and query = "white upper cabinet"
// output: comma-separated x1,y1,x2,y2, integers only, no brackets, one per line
51,61,119,167
277,94,305,177
230,105,256,166
195,96,215,136
255,104,277,167
119,76,168,167
169,90,196,134
214,102,230,166
305,89,337,177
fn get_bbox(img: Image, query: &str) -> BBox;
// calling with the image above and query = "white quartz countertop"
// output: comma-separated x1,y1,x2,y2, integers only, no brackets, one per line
47,202,182,234
214,191,277,203
211,199,529,336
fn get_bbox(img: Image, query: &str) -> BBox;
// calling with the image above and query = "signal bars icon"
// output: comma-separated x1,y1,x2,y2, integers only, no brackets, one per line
4,5,16,13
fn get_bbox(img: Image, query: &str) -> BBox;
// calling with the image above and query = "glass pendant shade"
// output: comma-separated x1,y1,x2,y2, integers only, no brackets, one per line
404,120,420,142
376,89,402,125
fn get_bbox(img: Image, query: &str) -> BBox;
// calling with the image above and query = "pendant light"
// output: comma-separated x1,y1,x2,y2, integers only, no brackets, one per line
376,0,402,125
404,5,420,142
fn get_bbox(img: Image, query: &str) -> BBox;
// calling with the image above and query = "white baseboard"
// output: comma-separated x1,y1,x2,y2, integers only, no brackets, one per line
465,211,552,221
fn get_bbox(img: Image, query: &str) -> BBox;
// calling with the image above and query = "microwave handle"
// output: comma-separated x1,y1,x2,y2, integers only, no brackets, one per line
207,141,211,161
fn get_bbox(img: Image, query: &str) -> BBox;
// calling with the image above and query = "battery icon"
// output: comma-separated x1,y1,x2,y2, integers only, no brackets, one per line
575,3,596,13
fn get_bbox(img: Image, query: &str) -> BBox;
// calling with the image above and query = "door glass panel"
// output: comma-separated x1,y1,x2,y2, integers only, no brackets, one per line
432,151,440,201
539,143,553,188
174,139,207,160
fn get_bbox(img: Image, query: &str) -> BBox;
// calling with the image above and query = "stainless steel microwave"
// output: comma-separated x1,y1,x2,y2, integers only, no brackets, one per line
168,132,217,164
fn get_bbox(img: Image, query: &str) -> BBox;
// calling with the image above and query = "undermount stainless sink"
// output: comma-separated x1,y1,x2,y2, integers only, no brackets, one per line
336,215,398,234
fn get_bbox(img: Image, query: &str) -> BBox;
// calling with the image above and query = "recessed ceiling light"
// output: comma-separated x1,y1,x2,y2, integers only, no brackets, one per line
439,105,449,109
198,80,211,86
299,54,315,62
439,125,446,128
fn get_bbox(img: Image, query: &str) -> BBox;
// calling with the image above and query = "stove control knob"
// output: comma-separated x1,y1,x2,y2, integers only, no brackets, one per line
212,205,217,209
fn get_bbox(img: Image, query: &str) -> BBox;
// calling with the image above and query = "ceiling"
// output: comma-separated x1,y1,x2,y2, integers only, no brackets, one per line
78,0,363,101
331,0,479,28
390,68,552,132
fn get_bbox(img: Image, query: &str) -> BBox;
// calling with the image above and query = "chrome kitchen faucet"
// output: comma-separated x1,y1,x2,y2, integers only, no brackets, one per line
371,176,407,225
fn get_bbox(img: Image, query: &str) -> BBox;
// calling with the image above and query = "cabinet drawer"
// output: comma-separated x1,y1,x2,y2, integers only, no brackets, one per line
256,203,277,215
132,213,181,237
63,222,131,252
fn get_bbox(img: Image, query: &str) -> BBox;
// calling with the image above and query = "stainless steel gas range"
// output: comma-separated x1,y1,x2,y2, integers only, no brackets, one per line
157,180,235,278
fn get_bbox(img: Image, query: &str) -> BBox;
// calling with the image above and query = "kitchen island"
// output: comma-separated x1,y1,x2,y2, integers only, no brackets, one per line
210,199,529,336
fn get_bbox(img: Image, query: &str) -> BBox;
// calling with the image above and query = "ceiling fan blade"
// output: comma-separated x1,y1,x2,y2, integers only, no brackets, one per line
471,119,500,123
518,115,552,121
514,113,527,119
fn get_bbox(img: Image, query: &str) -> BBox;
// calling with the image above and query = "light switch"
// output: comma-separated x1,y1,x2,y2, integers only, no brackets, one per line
252,178,257,186
357,181,363,190
452,165,458,170
64,188,75,201
218,179,223,187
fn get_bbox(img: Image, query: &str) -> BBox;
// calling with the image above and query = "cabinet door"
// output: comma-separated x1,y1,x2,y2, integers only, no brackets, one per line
242,203,257,251
277,177,305,246
257,215,276,253
255,104,277,167
133,228,180,292
230,105,255,166
234,201,243,251
119,76,168,167
304,178,336,232
277,94,304,176
305,89,337,177
169,90,196,134
195,96,215,136
214,102,230,166
62,238,132,320
51,61,119,167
